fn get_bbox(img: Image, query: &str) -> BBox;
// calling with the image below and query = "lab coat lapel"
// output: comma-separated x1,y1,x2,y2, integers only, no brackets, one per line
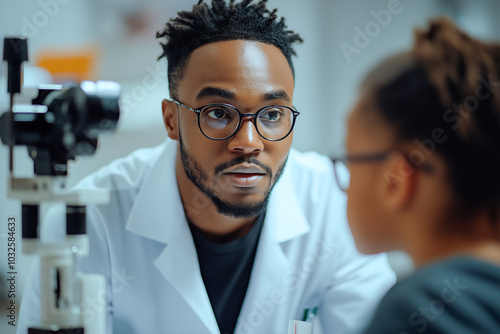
236,162,310,332
126,140,219,334
152,232,219,334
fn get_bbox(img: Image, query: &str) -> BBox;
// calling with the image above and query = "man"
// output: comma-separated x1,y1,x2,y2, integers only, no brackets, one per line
18,1,395,333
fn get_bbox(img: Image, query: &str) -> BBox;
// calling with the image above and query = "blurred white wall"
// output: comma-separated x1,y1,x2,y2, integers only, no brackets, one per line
1,0,500,333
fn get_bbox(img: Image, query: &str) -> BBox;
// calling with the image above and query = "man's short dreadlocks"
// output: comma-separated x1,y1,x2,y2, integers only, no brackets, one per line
156,0,303,97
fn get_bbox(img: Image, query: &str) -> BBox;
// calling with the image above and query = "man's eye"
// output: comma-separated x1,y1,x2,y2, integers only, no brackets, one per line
260,109,284,122
206,108,230,119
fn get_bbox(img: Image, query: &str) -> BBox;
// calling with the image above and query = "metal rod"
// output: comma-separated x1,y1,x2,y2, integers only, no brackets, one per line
9,93,14,172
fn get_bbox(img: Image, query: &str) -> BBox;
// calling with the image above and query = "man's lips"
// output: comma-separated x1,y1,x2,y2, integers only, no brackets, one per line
222,164,267,187
222,163,267,175
224,174,265,187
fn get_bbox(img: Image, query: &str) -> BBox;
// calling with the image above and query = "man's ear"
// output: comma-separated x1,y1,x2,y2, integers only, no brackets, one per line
162,99,179,140
382,155,416,212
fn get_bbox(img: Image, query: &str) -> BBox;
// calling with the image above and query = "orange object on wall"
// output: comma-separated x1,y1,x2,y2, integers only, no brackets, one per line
36,47,98,83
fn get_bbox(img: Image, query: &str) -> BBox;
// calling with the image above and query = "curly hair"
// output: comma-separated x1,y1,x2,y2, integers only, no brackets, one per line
362,17,500,222
156,0,303,98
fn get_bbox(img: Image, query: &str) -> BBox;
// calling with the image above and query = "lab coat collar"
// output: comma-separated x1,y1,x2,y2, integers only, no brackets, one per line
126,139,186,244
125,140,310,333
126,140,220,333
125,139,310,245
266,153,311,243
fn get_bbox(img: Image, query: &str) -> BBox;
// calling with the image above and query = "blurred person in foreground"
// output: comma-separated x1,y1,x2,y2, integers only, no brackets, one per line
334,17,500,334
17,1,395,333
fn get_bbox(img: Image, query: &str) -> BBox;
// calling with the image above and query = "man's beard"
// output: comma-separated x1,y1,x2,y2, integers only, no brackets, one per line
178,133,287,219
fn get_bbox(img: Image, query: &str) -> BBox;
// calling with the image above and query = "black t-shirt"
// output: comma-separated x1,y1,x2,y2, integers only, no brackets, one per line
363,256,500,334
188,214,265,334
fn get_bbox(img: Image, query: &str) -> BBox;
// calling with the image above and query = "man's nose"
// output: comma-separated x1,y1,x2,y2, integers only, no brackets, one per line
227,118,264,154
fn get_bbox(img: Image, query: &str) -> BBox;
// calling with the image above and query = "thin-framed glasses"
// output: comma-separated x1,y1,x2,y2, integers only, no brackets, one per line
331,151,435,192
172,99,300,141
331,152,390,192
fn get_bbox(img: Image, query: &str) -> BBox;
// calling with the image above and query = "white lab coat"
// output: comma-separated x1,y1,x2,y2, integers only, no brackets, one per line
17,139,395,334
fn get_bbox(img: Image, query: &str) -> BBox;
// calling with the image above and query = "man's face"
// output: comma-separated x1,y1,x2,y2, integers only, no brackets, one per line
164,40,295,218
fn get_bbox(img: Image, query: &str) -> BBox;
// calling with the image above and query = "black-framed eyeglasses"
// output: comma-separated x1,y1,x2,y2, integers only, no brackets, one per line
172,99,300,141
331,151,435,193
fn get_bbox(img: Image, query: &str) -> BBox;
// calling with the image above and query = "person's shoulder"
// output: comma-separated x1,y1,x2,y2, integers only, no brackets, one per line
382,256,482,305
393,256,500,293
73,140,170,192
365,256,500,334
40,141,174,240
